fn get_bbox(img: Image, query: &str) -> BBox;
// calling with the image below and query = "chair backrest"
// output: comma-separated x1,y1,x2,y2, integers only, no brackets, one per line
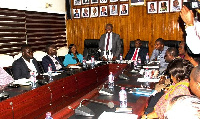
164,40,181,49
57,46,68,56
83,39,100,61
33,51,47,61
0,54,14,67
130,41,149,49
83,39,124,60
14,53,22,61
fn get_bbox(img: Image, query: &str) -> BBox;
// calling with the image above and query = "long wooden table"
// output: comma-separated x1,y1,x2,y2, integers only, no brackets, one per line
0,64,151,119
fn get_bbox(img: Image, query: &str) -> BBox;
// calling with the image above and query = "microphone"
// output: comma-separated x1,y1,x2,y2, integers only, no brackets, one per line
75,99,114,117
80,99,114,109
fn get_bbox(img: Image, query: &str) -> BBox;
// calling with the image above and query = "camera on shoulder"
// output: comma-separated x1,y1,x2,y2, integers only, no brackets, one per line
184,0,200,10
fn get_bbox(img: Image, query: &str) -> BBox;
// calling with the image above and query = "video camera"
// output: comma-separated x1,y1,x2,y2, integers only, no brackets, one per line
184,0,200,10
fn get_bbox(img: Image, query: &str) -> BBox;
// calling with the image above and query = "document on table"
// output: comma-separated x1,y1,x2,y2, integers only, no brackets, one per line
98,111,138,119
143,66,159,69
137,78,159,82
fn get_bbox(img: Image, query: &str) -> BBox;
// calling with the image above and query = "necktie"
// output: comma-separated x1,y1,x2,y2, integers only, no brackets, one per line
106,33,110,51
132,48,138,60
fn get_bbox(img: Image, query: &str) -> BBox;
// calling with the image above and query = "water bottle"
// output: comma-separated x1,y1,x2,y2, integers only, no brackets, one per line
144,68,150,88
45,112,53,119
119,87,127,108
120,54,123,64
48,64,53,80
146,53,149,64
30,71,36,89
83,57,86,68
91,56,95,69
108,72,114,89
137,56,141,66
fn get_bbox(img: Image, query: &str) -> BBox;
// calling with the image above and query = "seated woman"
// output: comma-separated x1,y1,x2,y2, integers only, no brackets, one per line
63,44,83,68
142,58,193,119
179,41,199,67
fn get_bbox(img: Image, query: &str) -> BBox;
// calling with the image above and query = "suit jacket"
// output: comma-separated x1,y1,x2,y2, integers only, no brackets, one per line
42,55,63,73
12,57,40,80
121,10,127,14
101,11,107,15
125,47,148,64
99,32,121,59
74,13,79,17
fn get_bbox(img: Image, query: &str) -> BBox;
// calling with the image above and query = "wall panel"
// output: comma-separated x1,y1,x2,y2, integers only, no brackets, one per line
66,6,184,57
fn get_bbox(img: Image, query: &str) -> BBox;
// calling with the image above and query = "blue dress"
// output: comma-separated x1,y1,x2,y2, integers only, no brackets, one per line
63,53,83,67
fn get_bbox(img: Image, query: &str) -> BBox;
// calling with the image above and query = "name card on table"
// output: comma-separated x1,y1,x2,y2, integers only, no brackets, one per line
137,78,159,82
98,112,138,119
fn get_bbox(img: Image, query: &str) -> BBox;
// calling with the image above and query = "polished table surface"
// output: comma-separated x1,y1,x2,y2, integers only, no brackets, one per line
0,63,155,119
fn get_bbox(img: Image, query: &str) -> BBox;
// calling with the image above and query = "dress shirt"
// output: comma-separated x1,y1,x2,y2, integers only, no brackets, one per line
104,32,113,51
150,46,169,73
48,55,62,70
22,57,37,73
185,21,200,54
131,48,140,60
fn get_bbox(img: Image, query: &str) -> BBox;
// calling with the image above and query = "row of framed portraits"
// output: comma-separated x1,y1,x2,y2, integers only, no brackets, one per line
74,0,145,6
73,4,129,18
74,0,128,6
147,0,182,14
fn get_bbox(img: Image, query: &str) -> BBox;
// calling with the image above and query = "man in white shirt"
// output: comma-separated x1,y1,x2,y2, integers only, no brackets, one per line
12,45,40,80
180,6,200,54
99,24,122,61
42,44,63,72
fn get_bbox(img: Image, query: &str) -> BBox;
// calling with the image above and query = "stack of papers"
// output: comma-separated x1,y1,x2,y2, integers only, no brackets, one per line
69,66,81,69
143,66,159,69
43,72,61,76
12,78,32,85
98,112,138,119
137,78,159,82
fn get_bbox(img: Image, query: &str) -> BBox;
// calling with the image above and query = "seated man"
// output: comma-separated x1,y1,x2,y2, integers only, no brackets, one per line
190,65,200,98
165,47,178,63
42,44,63,73
12,44,40,80
150,38,169,73
0,67,14,89
125,39,148,64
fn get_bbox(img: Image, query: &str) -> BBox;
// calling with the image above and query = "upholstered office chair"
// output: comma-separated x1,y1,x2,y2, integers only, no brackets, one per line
33,51,47,74
164,40,181,49
57,46,68,63
83,39,100,61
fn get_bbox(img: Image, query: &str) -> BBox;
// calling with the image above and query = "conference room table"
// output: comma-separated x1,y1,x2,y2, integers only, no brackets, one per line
0,63,156,119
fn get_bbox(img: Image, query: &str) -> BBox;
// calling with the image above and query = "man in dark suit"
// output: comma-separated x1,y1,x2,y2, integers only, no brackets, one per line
74,9,79,17
42,44,63,73
125,39,148,64
101,7,107,16
99,23,121,61
12,44,40,80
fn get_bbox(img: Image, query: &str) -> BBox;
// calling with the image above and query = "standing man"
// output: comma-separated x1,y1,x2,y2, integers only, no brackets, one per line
125,39,148,64
99,23,121,61
42,44,63,73
150,38,169,73
12,44,40,80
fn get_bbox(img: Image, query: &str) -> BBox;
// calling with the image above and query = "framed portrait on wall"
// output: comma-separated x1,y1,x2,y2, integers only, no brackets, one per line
110,0,118,2
100,0,108,4
100,6,108,16
74,0,81,5
73,9,81,18
109,5,118,16
91,0,98,4
82,7,90,18
119,4,129,15
82,0,90,4
147,2,157,14
131,0,145,6
91,7,99,17
158,1,169,13
170,0,182,12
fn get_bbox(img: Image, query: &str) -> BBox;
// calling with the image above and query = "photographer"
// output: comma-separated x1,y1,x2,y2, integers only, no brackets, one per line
180,6,200,54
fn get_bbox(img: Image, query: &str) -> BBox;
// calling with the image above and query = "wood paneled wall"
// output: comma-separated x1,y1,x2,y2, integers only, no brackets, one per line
66,5,184,57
